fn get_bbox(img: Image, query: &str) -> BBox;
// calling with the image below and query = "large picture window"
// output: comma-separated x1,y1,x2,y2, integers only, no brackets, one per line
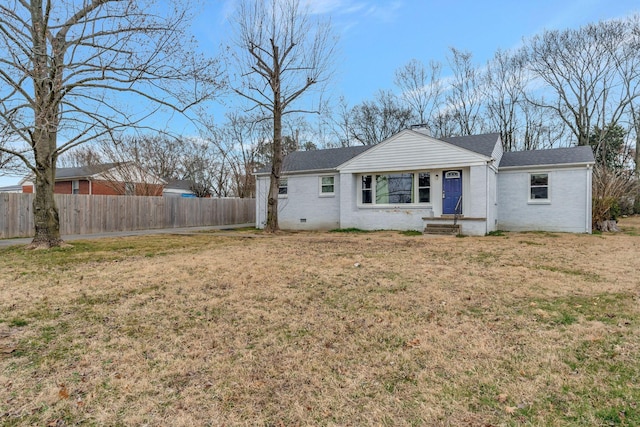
530,173,548,200
361,172,431,205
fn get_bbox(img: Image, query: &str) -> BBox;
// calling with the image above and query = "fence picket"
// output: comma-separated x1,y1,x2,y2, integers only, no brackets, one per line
0,194,255,239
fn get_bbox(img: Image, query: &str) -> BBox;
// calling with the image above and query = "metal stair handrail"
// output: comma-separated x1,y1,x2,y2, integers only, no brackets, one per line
453,196,462,226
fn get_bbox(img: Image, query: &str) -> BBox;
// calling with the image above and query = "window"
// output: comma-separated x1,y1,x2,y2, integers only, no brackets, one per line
278,178,288,196
418,173,430,203
376,173,413,204
530,173,548,200
362,175,372,204
71,180,80,194
320,176,335,195
360,172,431,205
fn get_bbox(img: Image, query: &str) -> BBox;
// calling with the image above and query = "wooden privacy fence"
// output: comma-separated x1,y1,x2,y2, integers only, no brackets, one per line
0,193,255,239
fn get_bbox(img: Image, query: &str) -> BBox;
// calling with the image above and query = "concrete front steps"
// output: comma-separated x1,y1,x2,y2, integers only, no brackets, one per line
423,223,461,236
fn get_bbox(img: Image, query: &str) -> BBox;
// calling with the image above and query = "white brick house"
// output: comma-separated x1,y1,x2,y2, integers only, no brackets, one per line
255,129,595,235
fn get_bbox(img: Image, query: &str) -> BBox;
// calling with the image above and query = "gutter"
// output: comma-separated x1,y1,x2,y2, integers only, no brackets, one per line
254,167,338,177
498,162,595,171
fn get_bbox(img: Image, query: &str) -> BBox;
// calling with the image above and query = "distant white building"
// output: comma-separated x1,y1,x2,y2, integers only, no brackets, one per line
255,129,595,235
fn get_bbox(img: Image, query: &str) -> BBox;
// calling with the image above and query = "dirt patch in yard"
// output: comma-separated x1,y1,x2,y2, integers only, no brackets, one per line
1,218,639,426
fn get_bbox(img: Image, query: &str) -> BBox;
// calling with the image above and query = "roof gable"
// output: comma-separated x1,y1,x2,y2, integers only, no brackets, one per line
338,130,495,173
499,146,595,168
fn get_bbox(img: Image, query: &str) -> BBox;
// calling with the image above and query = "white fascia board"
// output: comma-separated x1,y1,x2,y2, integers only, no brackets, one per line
498,162,594,172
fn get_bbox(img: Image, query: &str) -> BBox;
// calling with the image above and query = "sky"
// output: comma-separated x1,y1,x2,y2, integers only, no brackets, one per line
1,0,639,187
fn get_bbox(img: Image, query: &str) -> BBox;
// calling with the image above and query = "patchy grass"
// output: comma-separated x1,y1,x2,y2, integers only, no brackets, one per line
329,227,371,233
399,230,422,236
0,218,639,426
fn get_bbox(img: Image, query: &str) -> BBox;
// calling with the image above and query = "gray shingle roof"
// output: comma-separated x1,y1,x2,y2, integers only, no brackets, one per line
164,179,195,190
499,146,595,168
257,132,593,175
441,133,500,157
54,163,121,179
257,145,374,174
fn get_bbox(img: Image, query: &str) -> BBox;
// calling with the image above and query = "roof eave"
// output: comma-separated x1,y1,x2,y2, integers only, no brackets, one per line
255,167,338,176
499,161,595,170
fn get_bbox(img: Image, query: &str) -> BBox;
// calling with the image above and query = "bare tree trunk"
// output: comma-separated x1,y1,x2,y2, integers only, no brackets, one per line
265,57,283,232
30,134,62,248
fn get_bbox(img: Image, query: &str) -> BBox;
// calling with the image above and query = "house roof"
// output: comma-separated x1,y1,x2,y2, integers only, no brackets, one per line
499,146,595,168
257,145,374,174
257,132,593,176
0,185,22,192
54,163,121,179
164,179,195,191
441,133,501,157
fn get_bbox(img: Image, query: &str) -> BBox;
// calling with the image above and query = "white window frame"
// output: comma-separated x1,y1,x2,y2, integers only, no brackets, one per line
319,175,335,197
71,180,80,194
278,178,288,198
528,172,550,204
358,172,433,207
418,172,431,203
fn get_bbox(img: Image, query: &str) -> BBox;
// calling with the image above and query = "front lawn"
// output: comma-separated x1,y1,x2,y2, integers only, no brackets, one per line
1,219,639,426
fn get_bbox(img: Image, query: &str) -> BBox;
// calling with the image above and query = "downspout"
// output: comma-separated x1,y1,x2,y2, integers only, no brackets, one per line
586,164,592,233
485,160,492,235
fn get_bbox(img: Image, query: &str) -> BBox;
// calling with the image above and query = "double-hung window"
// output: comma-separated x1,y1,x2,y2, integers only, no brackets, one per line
360,172,431,205
320,176,335,195
418,173,430,203
529,173,549,201
71,180,80,194
278,178,288,196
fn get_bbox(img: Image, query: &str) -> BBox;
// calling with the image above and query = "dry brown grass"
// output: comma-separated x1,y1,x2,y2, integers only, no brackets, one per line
1,218,640,426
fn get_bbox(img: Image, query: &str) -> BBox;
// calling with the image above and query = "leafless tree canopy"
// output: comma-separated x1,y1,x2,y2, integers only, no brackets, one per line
0,0,221,246
394,59,443,126
524,17,640,147
342,90,415,146
231,0,336,232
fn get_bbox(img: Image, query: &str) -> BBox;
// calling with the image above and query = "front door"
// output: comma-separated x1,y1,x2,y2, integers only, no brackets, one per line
442,170,462,215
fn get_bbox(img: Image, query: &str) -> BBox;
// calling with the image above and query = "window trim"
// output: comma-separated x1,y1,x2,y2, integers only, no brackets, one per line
528,172,550,204
358,171,433,207
319,175,335,197
71,180,80,195
417,172,431,203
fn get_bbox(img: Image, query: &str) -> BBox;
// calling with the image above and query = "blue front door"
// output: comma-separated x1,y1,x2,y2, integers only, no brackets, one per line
442,170,462,214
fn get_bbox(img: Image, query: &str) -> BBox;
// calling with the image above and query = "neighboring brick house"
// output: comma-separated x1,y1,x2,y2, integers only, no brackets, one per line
20,163,165,196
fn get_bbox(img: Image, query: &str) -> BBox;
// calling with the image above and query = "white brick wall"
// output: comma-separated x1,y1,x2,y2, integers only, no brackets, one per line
256,173,340,230
497,167,592,233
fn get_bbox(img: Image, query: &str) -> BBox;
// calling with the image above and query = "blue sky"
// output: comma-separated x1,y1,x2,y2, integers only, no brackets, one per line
197,0,640,106
1,0,639,186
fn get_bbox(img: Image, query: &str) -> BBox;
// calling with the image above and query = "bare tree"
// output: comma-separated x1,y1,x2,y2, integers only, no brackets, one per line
0,0,221,247
524,17,640,147
446,48,485,136
62,134,231,197
231,0,336,232
482,50,526,151
216,113,265,198
394,58,443,126
346,90,415,145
